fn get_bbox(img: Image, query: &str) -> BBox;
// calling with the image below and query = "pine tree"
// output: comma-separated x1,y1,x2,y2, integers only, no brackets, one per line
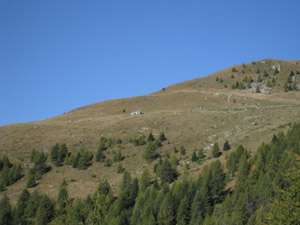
157,158,178,183
267,154,300,224
75,149,93,170
117,163,124,173
176,196,190,225
159,132,167,141
9,164,22,185
98,139,106,151
144,141,158,163
157,192,175,225
50,144,59,164
212,142,221,158
0,194,12,225
190,185,210,225
25,190,40,218
57,143,68,166
0,166,9,187
57,180,69,214
209,160,226,204
2,156,12,168
139,169,151,192
26,172,36,188
32,151,48,175
95,148,106,162
170,155,179,168
148,132,155,142
223,140,231,151
198,148,205,164
35,195,55,225
235,154,249,193
14,189,30,224
113,149,123,162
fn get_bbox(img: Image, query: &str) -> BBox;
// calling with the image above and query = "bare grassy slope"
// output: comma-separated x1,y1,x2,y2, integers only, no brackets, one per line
1,59,300,203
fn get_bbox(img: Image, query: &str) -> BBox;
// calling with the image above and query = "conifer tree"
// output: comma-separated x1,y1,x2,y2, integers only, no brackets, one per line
87,179,113,224
117,163,124,173
113,149,123,162
2,156,12,169
30,150,37,163
26,172,36,188
14,189,30,224
190,185,210,225
35,195,55,225
223,140,231,151
74,149,93,170
57,180,69,214
57,143,68,166
170,155,179,169
235,154,249,194
212,142,221,158
25,190,40,218
0,166,9,187
176,196,190,225
148,132,155,142
267,154,300,224
95,148,106,162
144,141,158,163
0,194,12,225
157,158,178,183
50,144,59,164
197,148,205,164
157,192,175,225
159,132,167,141
98,139,106,151
32,151,48,175
209,160,226,204
139,169,151,192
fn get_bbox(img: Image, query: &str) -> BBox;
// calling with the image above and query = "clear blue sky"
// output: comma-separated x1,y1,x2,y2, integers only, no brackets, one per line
1,0,300,125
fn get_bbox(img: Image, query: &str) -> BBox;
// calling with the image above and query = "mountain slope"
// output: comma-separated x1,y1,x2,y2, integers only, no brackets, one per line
1,58,300,203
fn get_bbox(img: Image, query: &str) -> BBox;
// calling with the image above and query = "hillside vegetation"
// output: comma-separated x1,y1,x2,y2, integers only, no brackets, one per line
0,58,300,208
1,123,300,224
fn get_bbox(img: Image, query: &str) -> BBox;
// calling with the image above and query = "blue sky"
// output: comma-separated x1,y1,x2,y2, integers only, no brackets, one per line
1,0,300,125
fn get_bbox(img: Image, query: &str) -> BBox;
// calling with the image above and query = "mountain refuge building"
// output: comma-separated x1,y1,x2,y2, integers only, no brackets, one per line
130,110,142,116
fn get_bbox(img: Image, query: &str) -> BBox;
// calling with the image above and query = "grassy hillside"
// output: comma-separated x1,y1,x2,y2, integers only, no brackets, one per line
1,58,300,204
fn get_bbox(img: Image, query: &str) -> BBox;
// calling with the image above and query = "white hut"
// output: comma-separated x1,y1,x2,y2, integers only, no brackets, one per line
131,110,142,116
